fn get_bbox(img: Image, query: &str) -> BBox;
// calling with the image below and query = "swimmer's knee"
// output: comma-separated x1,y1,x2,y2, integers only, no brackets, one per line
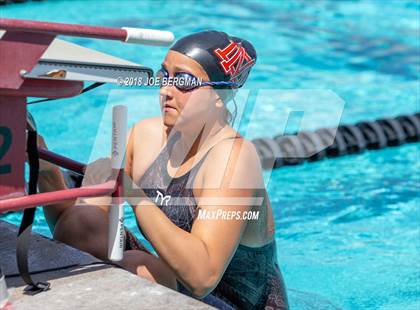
42,200,76,234
53,205,108,258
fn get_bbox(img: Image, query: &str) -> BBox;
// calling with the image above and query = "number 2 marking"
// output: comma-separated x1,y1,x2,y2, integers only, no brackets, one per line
0,126,12,174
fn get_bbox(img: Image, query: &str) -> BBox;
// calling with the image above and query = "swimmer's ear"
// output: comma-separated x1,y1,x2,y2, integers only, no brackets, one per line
215,97,224,108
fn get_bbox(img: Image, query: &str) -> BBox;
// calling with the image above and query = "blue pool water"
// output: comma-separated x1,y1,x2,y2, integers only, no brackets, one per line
1,1,419,309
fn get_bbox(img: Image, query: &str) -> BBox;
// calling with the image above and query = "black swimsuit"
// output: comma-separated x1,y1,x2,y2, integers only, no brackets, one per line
136,131,288,309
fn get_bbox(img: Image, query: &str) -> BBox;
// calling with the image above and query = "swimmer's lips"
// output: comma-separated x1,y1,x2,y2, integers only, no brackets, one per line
163,104,177,113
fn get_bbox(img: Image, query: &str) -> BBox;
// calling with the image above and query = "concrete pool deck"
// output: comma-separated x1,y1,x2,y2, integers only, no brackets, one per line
0,220,213,309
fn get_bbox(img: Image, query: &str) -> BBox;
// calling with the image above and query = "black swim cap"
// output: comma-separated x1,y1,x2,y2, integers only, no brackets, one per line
170,30,257,90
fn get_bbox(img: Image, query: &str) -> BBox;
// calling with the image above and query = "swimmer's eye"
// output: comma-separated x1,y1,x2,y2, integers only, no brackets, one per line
173,72,202,92
155,68,202,92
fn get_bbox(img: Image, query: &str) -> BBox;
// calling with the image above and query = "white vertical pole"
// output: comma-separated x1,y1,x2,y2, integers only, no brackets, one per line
108,105,127,262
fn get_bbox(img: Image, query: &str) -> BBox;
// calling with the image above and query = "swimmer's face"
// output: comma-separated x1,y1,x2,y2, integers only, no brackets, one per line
159,50,222,129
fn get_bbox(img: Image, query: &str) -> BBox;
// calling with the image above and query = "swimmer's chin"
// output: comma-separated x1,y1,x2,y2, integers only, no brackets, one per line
162,116,190,131
162,113,178,128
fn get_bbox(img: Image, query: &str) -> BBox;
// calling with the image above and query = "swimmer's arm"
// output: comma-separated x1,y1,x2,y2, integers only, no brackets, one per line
132,140,263,298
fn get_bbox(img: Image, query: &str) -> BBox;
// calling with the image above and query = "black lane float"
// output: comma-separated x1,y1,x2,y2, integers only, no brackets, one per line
252,113,420,169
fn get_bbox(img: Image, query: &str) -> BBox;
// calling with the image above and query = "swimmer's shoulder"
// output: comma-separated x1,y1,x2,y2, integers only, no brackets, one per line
201,133,264,189
131,116,166,149
132,116,164,138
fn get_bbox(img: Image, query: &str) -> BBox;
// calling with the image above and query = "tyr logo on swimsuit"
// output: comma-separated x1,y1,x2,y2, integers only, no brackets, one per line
155,190,171,206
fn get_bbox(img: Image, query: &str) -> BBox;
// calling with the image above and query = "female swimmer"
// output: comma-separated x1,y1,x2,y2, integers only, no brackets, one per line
37,30,288,310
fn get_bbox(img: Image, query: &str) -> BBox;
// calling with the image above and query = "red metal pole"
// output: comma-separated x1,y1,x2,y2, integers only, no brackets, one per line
38,149,86,175
0,18,127,42
0,180,116,213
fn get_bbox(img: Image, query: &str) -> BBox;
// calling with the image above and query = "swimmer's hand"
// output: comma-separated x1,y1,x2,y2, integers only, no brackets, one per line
78,157,113,207
82,157,113,187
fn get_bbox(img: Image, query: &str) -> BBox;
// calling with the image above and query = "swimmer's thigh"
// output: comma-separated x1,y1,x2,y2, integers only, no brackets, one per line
53,204,109,260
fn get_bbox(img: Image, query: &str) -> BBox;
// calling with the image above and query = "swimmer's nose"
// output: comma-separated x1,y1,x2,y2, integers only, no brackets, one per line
159,84,174,98
159,88,173,109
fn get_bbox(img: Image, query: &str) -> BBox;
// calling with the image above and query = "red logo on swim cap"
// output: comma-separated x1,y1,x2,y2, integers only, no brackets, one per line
214,41,255,86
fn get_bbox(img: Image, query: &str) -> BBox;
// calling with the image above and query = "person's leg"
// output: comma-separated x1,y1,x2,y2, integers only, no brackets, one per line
36,134,76,232
38,166,76,233
53,204,109,260
52,202,178,289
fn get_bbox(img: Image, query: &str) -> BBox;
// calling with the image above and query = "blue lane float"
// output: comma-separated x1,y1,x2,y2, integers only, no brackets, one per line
252,113,420,170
